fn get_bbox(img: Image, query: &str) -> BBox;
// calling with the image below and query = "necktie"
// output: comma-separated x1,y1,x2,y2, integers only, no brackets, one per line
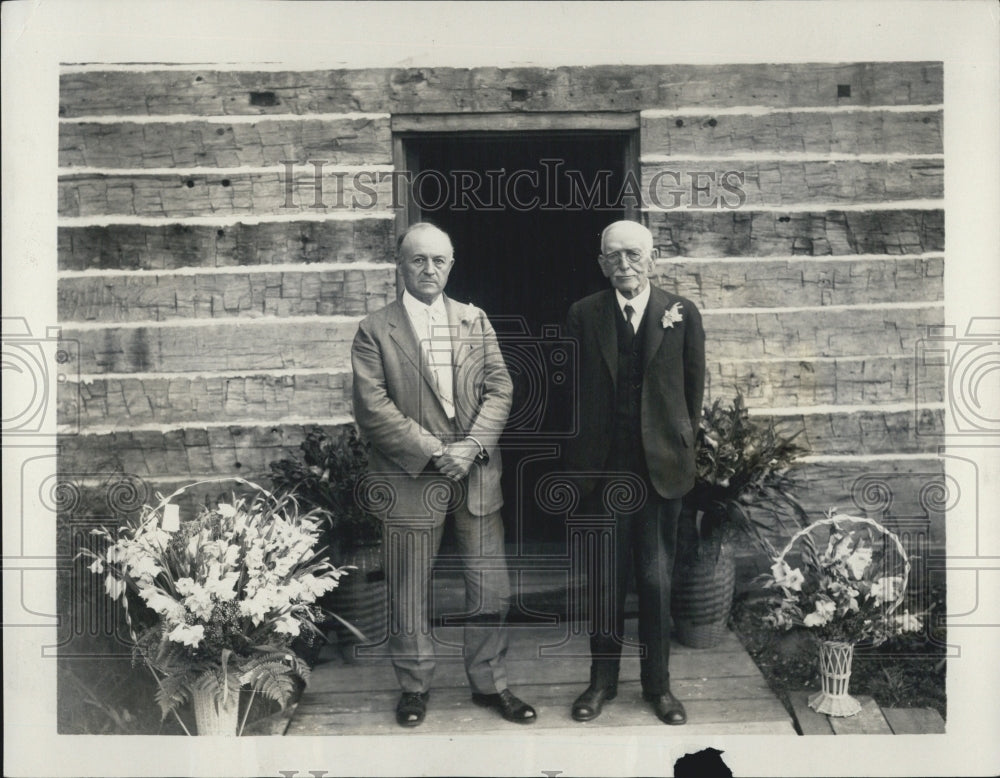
624,304,636,336
423,307,455,418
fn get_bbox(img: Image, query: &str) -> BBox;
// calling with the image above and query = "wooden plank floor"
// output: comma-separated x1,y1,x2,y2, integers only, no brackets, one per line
788,691,946,735
287,620,796,736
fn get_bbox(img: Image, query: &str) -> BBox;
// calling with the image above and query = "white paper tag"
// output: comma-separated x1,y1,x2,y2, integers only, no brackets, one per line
162,504,180,532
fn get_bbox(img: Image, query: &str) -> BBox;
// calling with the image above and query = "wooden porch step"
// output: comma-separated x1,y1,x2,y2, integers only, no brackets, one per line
287,623,795,736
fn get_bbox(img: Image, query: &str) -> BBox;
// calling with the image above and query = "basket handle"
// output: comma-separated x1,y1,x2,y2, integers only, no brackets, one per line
151,476,276,514
775,513,911,614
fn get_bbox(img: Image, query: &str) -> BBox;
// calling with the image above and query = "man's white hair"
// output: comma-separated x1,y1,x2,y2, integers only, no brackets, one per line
600,220,653,254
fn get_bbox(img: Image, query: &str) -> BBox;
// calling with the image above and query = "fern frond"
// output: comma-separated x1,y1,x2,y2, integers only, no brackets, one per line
242,661,297,708
154,671,194,719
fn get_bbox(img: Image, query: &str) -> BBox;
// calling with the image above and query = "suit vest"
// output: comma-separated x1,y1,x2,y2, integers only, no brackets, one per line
611,303,649,481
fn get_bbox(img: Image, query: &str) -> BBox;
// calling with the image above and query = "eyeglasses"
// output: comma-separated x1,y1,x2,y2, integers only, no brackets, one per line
600,249,648,266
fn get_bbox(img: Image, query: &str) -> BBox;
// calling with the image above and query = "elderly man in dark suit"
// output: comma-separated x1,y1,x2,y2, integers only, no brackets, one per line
351,222,536,728
563,220,705,725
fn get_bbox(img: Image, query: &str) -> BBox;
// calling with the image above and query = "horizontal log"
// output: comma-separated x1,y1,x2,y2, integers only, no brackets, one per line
57,256,940,324
59,163,941,219
59,304,941,375
652,257,942,308
790,459,947,545
641,110,942,156
58,266,396,322
61,319,360,373
58,170,394,218
60,372,354,428
56,406,939,485
56,210,943,273
59,117,392,169
647,208,944,257
704,305,942,359
641,159,942,208
59,63,942,117
56,354,945,431
56,424,335,483
705,355,943,407
775,408,942,455
58,219,394,271
52,456,946,552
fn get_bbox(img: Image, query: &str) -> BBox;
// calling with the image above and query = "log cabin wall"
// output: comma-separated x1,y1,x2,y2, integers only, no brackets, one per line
56,63,945,549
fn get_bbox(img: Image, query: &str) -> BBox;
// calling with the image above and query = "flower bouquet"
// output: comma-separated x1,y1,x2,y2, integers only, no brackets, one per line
79,477,354,735
671,393,809,648
688,392,809,554
759,511,924,715
270,426,388,654
269,425,381,552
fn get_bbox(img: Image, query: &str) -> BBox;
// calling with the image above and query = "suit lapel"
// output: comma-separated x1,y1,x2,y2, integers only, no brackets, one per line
387,300,442,400
597,291,619,387
444,295,471,372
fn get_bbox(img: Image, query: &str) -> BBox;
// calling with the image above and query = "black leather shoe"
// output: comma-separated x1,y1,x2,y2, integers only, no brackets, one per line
471,689,537,724
396,691,429,727
571,685,617,722
643,690,687,725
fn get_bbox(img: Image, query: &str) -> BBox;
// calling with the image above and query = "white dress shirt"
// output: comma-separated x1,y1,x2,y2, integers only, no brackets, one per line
402,290,455,419
614,282,651,334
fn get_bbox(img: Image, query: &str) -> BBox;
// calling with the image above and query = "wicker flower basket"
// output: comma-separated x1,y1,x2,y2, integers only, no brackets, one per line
774,514,910,718
671,539,736,649
329,541,387,659
671,507,737,648
809,640,862,716
191,684,240,736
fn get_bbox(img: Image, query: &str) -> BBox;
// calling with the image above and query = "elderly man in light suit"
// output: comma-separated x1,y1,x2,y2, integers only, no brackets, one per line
351,222,536,727
564,220,705,726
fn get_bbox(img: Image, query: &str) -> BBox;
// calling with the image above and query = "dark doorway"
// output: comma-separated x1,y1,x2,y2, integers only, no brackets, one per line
401,130,634,551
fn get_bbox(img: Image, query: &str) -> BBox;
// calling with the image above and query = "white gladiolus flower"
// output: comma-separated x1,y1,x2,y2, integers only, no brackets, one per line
274,614,301,636
871,576,902,605
139,587,185,622
846,545,873,579
175,577,196,595
180,583,215,620
216,503,237,518
104,575,126,600
770,560,791,580
783,568,805,592
894,612,923,632
167,623,205,648
89,558,104,574
127,554,163,582
204,572,240,601
803,598,836,627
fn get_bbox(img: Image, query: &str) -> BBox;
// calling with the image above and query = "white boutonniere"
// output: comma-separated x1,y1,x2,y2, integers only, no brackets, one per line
461,303,476,324
661,302,684,329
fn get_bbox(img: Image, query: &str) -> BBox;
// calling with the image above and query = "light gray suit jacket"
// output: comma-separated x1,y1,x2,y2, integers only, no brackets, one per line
351,296,512,518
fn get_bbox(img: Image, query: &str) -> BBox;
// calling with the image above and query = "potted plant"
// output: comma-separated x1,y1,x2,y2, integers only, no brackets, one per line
671,392,809,648
269,426,386,657
79,478,349,735
759,511,924,716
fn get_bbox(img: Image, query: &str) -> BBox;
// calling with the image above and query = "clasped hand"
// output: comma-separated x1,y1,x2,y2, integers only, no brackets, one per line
433,439,480,480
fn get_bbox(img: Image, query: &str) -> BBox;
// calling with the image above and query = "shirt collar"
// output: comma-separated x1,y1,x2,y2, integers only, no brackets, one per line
402,289,448,321
614,282,651,322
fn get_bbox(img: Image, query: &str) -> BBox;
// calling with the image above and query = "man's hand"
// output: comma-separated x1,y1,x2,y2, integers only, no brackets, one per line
433,439,480,480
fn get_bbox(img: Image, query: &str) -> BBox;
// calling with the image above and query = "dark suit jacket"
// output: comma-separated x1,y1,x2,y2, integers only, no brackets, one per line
564,285,705,500
351,296,512,517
